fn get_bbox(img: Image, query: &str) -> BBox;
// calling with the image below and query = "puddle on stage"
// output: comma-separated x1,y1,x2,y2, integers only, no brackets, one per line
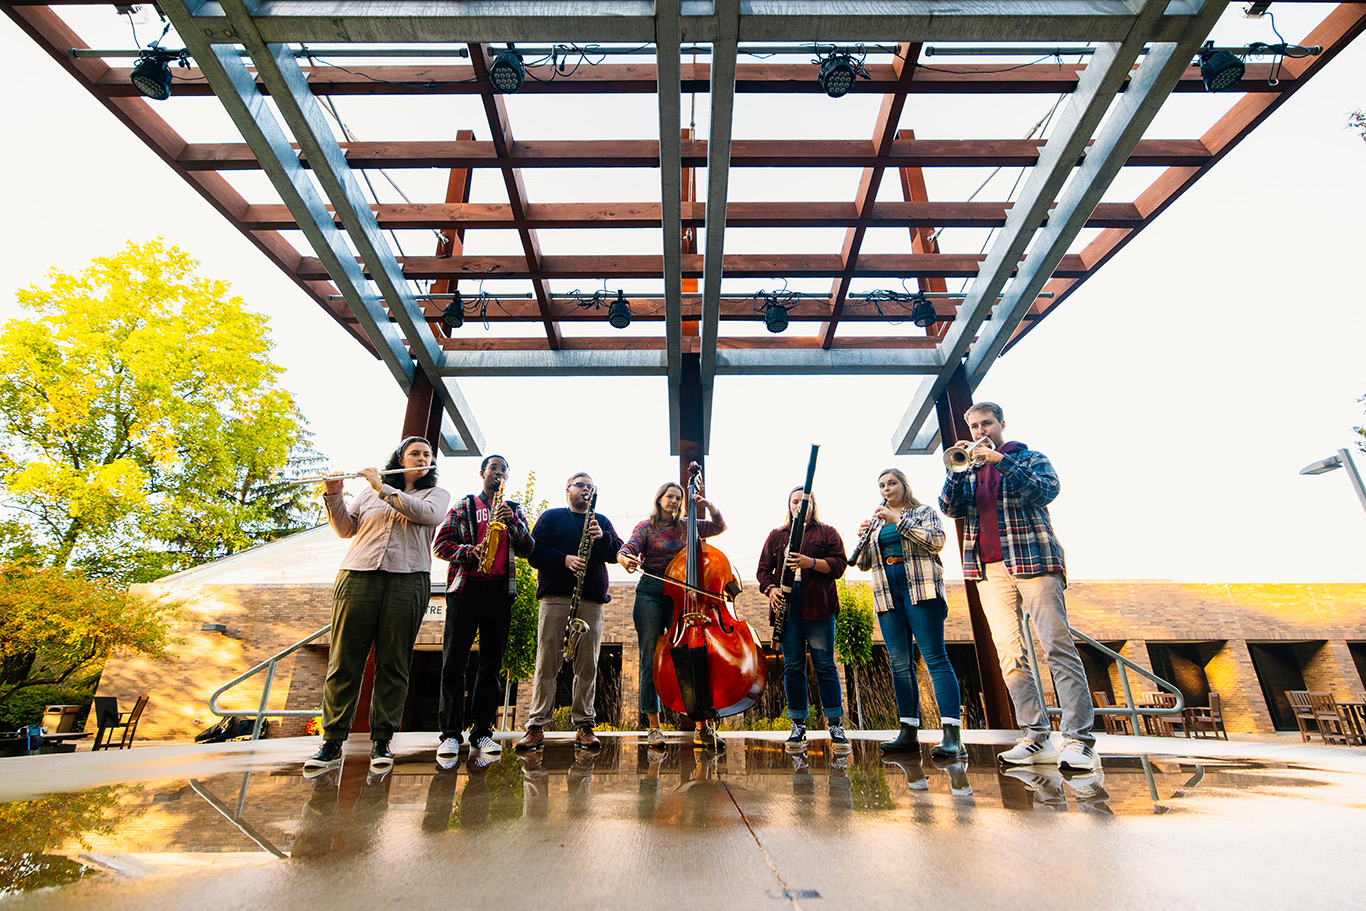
2,737,1362,910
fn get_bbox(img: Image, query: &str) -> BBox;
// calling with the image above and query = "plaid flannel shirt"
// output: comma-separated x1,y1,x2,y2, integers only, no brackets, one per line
855,504,947,610
432,493,534,597
938,446,1066,581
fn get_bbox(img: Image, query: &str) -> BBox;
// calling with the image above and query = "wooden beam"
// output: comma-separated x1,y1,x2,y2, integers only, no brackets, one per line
175,137,1213,171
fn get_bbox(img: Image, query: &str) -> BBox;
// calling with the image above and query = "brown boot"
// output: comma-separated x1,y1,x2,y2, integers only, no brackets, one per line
575,726,601,750
515,725,544,751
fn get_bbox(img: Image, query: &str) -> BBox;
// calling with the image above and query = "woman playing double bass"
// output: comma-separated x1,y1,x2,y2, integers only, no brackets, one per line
756,488,849,750
618,479,726,749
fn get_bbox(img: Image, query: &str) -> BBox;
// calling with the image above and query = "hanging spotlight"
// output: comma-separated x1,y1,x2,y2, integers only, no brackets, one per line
909,292,937,329
130,47,186,101
607,290,632,329
1198,41,1245,92
816,48,866,98
762,297,790,333
489,47,525,94
440,293,464,330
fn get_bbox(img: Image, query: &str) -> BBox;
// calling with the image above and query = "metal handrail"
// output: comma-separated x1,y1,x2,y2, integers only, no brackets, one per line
1022,614,1185,737
209,624,331,740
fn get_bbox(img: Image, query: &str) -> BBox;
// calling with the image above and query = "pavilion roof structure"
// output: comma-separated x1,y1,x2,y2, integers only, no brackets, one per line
7,0,1363,457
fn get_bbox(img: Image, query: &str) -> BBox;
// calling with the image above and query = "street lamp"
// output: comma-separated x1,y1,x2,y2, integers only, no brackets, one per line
1299,448,1366,515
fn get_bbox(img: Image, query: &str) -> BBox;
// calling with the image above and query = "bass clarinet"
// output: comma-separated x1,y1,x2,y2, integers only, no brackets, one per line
562,487,598,662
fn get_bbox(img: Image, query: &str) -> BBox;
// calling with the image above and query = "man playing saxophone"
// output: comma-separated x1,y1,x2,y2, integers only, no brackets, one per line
517,472,623,751
432,455,533,762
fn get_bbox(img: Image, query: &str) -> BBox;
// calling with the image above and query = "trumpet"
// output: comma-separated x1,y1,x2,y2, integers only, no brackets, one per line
478,477,506,574
944,437,996,473
286,464,434,486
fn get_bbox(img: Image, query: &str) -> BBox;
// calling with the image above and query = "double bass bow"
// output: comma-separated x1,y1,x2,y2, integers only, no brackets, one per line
652,463,768,729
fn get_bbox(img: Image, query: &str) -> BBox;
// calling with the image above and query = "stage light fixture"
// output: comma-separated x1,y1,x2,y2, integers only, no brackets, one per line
440,293,464,330
607,290,632,329
489,48,525,94
763,299,789,333
909,292,937,328
1198,41,1245,92
817,51,858,98
131,48,183,100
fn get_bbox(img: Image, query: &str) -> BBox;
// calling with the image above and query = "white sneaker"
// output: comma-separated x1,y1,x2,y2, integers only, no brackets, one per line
471,735,502,755
1058,738,1096,770
997,736,1061,765
436,737,461,758
646,727,666,747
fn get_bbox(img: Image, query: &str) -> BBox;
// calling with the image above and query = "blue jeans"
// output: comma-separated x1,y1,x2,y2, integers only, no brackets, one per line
780,601,843,722
633,577,671,715
878,562,961,723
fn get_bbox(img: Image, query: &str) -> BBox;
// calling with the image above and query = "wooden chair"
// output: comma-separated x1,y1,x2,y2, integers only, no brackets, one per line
1306,693,1353,745
1285,690,1318,742
1145,692,1180,736
92,695,148,751
1183,693,1228,740
1093,691,1132,735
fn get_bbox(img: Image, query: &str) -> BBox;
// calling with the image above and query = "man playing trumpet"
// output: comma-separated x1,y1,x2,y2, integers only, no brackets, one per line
432,455,533,761
939,402,1097,771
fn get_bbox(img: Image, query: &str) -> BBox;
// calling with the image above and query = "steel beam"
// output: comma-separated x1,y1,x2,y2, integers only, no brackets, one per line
891,0,1168,454
437,351,668,377
656,0,685,451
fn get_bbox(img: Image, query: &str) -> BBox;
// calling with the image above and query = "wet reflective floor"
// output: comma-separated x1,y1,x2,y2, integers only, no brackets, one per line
1,733,1363,910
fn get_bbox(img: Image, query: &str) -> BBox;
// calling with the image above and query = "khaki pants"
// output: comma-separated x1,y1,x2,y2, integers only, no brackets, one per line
527,595,604,728
977,563,1095,745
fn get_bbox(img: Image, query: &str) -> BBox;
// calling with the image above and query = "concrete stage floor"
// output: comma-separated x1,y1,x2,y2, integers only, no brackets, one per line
1,730,1362,910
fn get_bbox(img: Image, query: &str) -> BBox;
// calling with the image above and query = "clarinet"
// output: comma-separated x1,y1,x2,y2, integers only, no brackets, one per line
847,498,888,566
562,488,597,662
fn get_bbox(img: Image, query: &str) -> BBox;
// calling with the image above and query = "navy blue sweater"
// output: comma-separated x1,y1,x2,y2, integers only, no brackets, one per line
529,508,622,603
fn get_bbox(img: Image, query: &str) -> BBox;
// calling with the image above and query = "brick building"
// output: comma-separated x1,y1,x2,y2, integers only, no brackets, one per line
99,526,1366,740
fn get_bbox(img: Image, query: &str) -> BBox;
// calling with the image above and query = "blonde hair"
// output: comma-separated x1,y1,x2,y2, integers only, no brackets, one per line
878,468,923,509
783,486,820,528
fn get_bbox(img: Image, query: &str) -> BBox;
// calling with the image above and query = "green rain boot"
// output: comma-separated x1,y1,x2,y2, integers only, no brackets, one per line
879,722,920,754
931,723,967,760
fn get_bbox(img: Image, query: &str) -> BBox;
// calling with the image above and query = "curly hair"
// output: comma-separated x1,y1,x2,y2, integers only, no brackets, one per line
383,436,439,490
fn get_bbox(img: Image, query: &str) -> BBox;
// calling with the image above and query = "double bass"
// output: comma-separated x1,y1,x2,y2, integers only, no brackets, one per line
653,463,768,722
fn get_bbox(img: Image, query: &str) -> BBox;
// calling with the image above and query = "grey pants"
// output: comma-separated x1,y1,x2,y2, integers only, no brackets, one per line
321,569,428,741
527,595,604,728
978,563,1094,745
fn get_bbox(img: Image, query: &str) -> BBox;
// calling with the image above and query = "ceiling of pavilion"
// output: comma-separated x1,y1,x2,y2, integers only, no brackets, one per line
7,0,1363,456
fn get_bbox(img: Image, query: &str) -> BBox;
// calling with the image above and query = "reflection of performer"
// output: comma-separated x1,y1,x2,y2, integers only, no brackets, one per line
756,489,849,750
855,468,964,758
305,437,450,774
939,402,1095,771
516,473,623,751
618,479,726,747
432,454,533,760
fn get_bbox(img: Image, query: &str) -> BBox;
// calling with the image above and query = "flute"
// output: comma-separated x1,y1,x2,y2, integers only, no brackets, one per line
286,464,434,486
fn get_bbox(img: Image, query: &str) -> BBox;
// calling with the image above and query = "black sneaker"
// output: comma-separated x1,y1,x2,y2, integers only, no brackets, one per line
785,722,807,752
303,739,344,775
370,739,394,769
829,724,850,747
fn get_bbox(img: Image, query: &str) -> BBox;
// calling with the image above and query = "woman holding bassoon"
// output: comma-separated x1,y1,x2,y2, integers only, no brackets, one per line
853,467,964,758
756,487,849,750
618,477,726,748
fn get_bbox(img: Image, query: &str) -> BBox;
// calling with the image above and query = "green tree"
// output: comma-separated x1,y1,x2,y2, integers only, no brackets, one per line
0,239,318,583
1351,110,1365,141
835,578,876,729
502,471,549,683
0,561,181,711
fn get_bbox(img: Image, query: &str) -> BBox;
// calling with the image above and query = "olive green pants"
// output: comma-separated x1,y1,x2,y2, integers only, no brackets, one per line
321,569,429,741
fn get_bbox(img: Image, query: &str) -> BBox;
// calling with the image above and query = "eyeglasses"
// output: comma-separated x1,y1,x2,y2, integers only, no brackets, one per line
569,482,593,490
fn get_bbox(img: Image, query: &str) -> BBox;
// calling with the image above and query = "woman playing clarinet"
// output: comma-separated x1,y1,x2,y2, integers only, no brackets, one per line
303,436,450,776
855,468,964,758
617,478,726,748
756,489,848,751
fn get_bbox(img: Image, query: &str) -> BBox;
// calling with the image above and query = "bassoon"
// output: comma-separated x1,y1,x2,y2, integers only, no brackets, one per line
772,444,819,639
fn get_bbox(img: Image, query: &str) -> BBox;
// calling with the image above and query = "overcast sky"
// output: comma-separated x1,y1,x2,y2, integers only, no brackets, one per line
1,6,1363,584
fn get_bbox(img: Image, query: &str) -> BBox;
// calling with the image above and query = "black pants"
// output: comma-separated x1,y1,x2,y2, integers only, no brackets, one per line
438,578,513,741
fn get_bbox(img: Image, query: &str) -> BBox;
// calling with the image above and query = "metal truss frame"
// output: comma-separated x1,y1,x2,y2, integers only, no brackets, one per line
7,0,1364,456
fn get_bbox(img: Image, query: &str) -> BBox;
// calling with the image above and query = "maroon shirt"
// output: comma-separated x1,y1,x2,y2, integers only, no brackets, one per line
755,523,848,622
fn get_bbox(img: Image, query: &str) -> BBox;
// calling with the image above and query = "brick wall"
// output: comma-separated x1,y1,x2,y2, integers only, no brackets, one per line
102,578,1366,740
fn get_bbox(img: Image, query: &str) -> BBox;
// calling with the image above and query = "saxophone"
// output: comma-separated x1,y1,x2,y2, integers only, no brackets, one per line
562,488,597,662
478,477,506,574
